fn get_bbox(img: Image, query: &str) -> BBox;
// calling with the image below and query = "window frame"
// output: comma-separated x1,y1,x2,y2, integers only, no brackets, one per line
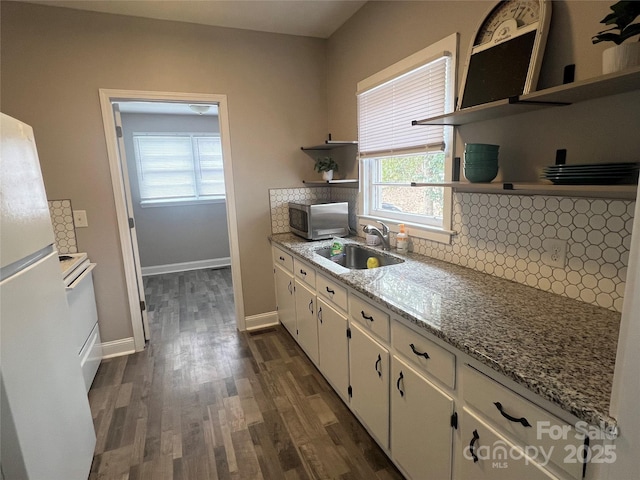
357,33,458,244
132,132,226,207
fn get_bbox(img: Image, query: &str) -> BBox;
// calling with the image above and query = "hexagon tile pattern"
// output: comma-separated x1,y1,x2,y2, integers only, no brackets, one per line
411,193,634,313
270,189,634,313
48,199,78,254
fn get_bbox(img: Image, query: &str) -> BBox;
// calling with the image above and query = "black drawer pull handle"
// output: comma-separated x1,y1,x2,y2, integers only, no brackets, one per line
318,306,323,324
470,430,480,463
326,287,335,295
308,300,314,315
409,343,430,359
375,354,382,377
361,311,374,322
279,256,285,261
494,402,532,427
300,269,307,276
396,371,404,397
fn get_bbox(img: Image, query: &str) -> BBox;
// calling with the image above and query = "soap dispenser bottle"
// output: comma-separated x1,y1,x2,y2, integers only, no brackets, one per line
396,224,409,253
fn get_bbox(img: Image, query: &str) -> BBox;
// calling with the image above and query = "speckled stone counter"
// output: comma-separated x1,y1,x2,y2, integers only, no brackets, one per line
270,233,621,432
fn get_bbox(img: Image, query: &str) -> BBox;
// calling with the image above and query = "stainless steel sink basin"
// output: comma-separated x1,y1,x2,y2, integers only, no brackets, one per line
315,244,405,269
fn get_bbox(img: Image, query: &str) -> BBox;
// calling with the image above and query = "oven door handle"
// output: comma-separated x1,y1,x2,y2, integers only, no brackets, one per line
66,263,96,291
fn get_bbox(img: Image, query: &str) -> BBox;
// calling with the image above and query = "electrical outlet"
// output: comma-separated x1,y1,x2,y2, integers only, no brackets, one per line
542,238,567,268
73,210,89,228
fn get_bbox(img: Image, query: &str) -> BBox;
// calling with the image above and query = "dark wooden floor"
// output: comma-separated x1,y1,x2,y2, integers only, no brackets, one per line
88,268,404,480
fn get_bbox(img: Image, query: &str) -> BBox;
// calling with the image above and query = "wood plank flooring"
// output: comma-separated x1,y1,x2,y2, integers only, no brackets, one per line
88,268,404,480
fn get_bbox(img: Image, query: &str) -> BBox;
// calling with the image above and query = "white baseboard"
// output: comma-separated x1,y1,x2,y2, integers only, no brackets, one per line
101,337,136,358
244,311,279,331
141,257,231,276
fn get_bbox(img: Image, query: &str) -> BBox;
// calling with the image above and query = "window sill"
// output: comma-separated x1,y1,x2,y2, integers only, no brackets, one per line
357,215,455,244
140,197,226,208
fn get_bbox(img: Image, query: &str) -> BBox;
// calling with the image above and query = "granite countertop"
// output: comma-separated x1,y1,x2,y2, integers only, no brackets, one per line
270,233,621,433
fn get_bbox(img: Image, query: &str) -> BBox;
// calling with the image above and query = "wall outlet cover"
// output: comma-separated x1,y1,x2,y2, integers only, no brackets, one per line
73,209,89,228
542,238,567,268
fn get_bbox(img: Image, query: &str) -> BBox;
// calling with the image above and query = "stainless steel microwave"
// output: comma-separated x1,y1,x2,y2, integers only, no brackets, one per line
288,201,349,240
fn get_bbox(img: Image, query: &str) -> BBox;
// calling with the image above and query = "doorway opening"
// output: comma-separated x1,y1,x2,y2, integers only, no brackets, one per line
99,89,245,352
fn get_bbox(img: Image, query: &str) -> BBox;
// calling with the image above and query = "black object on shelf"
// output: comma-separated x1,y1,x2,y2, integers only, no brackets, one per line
563,64,576,84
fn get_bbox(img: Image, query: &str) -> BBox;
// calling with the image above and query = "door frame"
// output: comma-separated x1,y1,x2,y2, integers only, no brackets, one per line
98,88,245,351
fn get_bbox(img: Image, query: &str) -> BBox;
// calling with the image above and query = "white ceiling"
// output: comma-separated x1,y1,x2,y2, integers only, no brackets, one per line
19,0,367,38
118,101,219,116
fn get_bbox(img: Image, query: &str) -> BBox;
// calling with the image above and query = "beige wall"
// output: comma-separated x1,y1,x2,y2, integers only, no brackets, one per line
327,0,640,182
1,1,327,342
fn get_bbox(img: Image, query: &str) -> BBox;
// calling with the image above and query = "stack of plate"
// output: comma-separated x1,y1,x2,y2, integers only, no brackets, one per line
542,162,640,185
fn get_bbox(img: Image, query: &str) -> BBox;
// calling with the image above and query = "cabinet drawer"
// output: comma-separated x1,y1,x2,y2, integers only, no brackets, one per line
316,273,347,311
459,408,559,480
294,258,316,289
463,365,584,480
392,320,455,389
349,294,390,342
273,246,293,272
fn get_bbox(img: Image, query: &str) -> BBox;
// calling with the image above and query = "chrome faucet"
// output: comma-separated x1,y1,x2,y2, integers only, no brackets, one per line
363,221,390,250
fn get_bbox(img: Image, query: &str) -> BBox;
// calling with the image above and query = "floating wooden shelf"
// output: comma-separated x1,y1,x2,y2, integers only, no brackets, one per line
409,181,637,199
412,67,640,126
303,179,358,187
301,141,358,151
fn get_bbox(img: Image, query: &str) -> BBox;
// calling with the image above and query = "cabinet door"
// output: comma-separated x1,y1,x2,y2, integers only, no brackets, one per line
459,408,559,480
349,322,389,448
294,280,319,365
274,263,296,336
391,356,454,480
317,298,349,400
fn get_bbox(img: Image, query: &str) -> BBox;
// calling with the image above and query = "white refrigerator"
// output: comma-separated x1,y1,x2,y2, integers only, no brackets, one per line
0,113,96,479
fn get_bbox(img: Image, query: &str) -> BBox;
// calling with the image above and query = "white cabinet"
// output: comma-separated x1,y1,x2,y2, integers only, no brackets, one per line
294,280,319,365
461,365,585,480
274,260,296,336
391,356,455,480
317,297,349,401
349,321,390,448
459,408,559,480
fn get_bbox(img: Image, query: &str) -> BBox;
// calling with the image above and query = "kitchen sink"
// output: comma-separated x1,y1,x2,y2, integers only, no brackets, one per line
315,244,405,269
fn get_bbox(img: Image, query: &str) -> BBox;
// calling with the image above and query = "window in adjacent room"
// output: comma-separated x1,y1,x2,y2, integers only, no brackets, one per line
357,33,457,243
132,133,225,206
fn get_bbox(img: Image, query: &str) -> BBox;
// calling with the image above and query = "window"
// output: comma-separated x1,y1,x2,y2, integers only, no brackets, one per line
132,133,225,206
357,33,457,242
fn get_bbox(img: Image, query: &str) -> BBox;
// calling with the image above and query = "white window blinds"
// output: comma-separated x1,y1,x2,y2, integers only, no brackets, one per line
133,134,224,203
358,55,450,158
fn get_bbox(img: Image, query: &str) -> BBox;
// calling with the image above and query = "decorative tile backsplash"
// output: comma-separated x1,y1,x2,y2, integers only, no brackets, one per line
411,193,633,313
269,187,358,234
48,199,78,254
268,188,633,313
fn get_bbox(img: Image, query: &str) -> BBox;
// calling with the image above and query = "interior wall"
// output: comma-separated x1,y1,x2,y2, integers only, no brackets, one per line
0,1,327,342
120,112,230,269
326,0,640,177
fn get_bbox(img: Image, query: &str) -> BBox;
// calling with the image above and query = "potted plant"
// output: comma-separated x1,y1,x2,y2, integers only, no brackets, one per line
314,156,339,181
592,1,640,74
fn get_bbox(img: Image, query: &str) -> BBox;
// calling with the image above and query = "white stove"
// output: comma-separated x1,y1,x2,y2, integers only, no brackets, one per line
59,252,102,391
59,252,88,285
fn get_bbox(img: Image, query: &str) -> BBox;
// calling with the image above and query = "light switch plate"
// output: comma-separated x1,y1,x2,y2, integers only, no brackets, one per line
73,209,89,228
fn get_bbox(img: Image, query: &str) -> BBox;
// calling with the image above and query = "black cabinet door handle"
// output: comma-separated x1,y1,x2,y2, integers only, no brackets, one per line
469,430,480,463
396,371,404,397
326,287,335,295
299,269,307,276
308,299,314,315
493,402,532,428
318,306,323,324
288,281,293,294
375,354,382,377
409,343,430,359
361,311,374,322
